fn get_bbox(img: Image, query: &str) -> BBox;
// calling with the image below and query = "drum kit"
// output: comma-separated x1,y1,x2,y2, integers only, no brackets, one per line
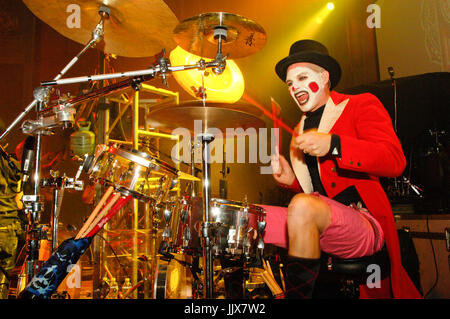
2,1,283,299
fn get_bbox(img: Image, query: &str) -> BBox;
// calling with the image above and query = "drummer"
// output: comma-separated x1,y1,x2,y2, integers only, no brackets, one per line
268,39,421,299
0,121,25,299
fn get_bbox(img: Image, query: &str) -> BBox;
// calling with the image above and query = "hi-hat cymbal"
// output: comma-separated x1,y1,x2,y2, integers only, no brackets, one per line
141,171,200,182
23,0,179,57
178,171,200,182
146,100,266,137
173,12,266,59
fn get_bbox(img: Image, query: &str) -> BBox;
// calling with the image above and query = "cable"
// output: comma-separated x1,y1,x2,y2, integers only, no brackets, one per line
97,233,131,279
424,215,439,298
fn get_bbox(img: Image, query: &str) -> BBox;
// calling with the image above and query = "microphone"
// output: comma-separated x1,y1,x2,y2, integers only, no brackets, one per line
21,136,35,182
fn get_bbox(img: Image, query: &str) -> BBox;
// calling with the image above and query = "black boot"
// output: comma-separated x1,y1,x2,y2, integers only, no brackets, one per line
285,256,320,299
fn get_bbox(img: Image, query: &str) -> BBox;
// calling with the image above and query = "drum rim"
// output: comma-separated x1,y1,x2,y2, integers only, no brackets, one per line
108,145,179,177
210,197,266,215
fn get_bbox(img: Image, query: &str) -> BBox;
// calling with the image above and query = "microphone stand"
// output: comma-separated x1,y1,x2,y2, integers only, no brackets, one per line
387,67,423,199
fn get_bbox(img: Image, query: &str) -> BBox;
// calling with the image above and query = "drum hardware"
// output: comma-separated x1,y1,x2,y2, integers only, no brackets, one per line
220,142,229,199
21,93,77,135
40,170,84,252
40,53,230,87
0,6,109,143
198,132,215,298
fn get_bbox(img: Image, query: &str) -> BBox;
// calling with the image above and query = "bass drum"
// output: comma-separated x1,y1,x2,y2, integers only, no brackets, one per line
153,254,194,299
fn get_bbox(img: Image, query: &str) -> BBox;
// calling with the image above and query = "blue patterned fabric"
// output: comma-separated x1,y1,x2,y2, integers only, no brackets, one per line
20,237,91,299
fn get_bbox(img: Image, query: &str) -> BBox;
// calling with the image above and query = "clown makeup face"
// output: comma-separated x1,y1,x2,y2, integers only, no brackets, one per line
285,63,329,113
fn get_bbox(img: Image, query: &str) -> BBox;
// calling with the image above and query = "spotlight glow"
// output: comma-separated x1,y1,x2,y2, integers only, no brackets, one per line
169,46,245,103
327,2,335,10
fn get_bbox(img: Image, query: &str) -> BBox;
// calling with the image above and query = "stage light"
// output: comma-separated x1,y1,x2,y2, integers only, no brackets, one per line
327,2,335,10
169,46,245,104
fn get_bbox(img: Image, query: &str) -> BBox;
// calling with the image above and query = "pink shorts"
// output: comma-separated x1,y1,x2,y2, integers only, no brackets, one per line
260,194,384,259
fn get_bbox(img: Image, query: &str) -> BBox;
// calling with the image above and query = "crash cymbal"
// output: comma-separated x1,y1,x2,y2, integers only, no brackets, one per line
146,100,266,137
23,0,178,57
173,12,266,59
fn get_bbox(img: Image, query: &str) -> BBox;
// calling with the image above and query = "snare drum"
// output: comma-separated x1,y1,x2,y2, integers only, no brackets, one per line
157,197,266,259
86,144,179,203
209,198,266,259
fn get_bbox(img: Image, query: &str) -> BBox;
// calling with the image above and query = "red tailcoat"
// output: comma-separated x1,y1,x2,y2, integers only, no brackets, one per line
288,91,421,298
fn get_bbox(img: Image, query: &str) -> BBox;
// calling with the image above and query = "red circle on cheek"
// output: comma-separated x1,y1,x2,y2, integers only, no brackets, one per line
309,82,319,93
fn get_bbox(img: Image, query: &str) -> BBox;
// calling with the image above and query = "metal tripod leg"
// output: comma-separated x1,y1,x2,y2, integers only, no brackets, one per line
199,132,215,299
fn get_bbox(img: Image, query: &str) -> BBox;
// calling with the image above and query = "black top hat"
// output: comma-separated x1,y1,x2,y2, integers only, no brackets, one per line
275,39,341,89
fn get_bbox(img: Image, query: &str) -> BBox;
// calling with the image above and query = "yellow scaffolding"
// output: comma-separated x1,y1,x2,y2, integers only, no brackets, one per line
101,83,180,299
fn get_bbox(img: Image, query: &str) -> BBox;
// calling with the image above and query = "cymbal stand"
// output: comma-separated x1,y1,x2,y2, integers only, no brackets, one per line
198,132,215,298
199,21,228,299
41,171,83,252
0,5,110,143
10,6,110,288
40,57,226,87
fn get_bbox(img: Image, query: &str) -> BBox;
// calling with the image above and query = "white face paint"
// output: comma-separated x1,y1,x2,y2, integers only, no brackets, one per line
285,63,326,113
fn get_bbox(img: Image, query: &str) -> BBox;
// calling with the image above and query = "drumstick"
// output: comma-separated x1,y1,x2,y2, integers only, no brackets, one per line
84,195,132,238
76,186,114,239
265,259,275,280
242,93,299,137
79,192,121,238
260,271,277,294
261,271,283,296
263,258,275,281
271,97,282,153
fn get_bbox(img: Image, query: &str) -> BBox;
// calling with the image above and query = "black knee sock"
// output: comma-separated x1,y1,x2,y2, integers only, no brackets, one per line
285,256,320,299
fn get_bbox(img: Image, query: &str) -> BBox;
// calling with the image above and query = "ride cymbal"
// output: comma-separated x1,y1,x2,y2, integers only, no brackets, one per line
146,100,266,136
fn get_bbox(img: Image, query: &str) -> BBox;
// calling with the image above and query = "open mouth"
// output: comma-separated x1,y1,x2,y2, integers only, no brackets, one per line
294,91,309,105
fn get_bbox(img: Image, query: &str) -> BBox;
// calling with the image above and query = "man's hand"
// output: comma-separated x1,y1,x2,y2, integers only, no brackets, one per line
293,129,332,157
271,147,296,186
